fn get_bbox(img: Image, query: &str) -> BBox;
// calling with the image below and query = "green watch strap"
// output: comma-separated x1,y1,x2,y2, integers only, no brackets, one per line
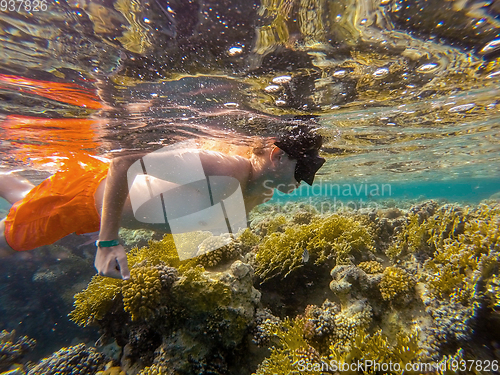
96,239,120,247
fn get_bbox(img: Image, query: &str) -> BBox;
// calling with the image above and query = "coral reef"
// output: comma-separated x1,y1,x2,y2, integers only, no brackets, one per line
255,214,374,282
61,200,500,374
69,236,260,374
27,344,105,375
0,330,36,372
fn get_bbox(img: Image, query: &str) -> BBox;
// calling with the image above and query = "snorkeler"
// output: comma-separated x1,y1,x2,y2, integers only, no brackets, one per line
0,125,325,279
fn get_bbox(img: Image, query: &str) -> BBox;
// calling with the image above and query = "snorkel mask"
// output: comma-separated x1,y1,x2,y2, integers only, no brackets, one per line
274,125,326,185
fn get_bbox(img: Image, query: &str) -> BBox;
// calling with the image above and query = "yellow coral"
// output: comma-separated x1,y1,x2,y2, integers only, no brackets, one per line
358,261,384,274
253,318,314,375
69,276,123,327
96,365,126,375
330,329,423,375
122,266,162,321
127,234,181,268
255,214,374,281
238,228,261,249
138,363,169,375
379,267,414,301
486,274,500,309
424,203,500,303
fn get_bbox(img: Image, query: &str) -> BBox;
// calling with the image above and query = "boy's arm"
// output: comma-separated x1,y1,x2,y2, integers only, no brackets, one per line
95,153,143,279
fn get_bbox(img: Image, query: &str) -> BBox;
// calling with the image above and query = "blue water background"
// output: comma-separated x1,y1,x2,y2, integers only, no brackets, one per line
268,177,500,205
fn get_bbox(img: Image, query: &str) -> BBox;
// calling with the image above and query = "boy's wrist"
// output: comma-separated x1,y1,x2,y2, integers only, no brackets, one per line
96,239,120,248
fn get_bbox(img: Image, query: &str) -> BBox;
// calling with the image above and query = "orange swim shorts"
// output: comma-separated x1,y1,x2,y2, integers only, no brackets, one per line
4,156,110,251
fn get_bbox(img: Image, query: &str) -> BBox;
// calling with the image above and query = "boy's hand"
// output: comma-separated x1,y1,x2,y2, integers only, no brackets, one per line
94,244,131,280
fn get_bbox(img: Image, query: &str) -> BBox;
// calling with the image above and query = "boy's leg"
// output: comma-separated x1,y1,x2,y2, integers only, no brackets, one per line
0,171,35,204
0,218,15,257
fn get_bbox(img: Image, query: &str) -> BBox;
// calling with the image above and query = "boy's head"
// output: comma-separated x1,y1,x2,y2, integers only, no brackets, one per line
274,125,325,185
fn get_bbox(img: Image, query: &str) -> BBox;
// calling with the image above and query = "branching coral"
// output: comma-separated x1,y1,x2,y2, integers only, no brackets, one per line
255,214,374,281
126,235,182,269
122,266,163,321
379,266,414,301
424,203,500,304
237,228,261,250
329,329,423,374
331,301,373,351
69,276,123,327
253,317,312,375
386,204,464,259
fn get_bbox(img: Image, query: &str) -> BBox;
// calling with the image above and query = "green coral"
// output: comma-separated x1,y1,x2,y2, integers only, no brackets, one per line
255,214,374,281
69,276,123,327
379,267,414,301
358,260,384,274
122,266,162,321
385,203,500,308
69,232,242,327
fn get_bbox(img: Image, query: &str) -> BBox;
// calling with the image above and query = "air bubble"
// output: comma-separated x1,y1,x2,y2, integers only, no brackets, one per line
479,39,500,55
416,63,439,73
448,103,476,113
272,75,292,84
333,70,347,78
228,46,243,56
264,85,281,93
373,68,389,78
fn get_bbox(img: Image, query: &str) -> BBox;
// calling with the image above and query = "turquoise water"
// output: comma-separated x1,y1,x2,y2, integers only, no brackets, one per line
271,177,500,204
